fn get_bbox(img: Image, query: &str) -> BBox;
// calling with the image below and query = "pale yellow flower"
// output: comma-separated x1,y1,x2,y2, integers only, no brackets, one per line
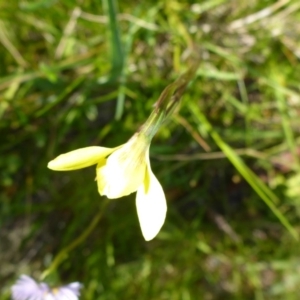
48,132,167,241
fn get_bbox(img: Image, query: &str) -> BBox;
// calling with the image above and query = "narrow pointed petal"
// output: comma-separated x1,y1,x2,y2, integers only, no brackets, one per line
136,151,167,241
48,146,115,171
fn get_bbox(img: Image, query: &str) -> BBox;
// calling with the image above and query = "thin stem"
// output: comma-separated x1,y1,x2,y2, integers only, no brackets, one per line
41,199,109,280
155,66,197,114
140,58,200,140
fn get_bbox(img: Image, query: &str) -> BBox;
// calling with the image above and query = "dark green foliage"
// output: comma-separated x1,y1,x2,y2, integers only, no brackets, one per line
1,0,300,299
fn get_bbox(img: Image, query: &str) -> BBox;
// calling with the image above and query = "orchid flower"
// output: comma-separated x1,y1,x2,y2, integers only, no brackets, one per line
48,111,167,241
47,60,199,241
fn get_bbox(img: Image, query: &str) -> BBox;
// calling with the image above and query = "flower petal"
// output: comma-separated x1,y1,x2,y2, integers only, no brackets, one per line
97,136,149,199
48,146,116,171
136,150,167,241
11,275,48,300
63,282,82,296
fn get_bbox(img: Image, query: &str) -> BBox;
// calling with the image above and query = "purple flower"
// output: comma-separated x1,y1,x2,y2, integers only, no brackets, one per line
11,275,82,300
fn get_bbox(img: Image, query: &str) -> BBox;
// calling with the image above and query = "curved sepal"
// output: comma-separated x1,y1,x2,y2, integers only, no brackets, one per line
48,146,115,171
136,151,167,241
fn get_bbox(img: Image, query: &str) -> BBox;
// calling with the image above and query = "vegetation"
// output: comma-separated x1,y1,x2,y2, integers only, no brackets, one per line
1,0,300,299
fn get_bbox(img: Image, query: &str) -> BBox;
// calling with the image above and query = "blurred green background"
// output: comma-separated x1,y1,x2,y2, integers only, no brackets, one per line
1,0,300,299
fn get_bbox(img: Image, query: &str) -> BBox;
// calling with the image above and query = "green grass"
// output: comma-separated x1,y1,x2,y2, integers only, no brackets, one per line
1,0,300,299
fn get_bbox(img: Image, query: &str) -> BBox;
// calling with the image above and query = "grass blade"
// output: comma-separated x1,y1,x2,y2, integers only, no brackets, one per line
188,101,298,240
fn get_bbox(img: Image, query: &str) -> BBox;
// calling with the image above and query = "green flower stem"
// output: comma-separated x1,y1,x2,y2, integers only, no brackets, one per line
141,54,200,139
155,58,200,117
140,109,166,140
41,199,109,280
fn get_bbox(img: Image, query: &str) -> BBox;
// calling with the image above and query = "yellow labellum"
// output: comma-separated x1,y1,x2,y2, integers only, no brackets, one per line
47,133,167,241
